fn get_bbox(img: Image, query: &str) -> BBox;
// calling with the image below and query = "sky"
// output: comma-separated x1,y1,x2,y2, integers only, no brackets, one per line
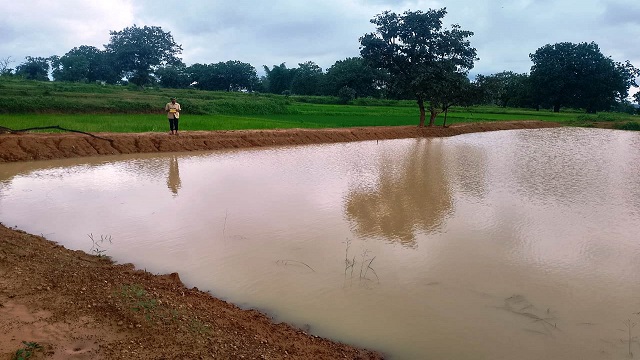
3,0,639,95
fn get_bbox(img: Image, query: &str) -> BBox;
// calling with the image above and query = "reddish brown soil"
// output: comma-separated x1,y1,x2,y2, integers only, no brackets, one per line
0,121,560,359
0,121,560,163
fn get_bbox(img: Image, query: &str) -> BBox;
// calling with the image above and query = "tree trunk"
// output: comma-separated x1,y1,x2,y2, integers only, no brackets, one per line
417,98,426,127
429,111,438,127
442,108,448,127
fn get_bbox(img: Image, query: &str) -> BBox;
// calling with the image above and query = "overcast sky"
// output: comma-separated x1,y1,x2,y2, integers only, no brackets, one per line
3,0,640,89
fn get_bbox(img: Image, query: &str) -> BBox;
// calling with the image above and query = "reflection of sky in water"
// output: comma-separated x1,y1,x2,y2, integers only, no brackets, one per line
1,128,640,360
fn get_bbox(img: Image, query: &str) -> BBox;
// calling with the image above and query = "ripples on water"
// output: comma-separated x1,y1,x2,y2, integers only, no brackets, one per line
1,127,639,359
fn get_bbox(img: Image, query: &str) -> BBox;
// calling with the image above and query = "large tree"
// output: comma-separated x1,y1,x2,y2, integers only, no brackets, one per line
474,71,531,108
51,46,120,84
156,62,191,89
324,57,384,98
360,8,477,126
15,56,50,81
262,63,296,94
290,61,324,96
529,42,639,113
105,25,182,87
188,61,258,91
428,69,483,126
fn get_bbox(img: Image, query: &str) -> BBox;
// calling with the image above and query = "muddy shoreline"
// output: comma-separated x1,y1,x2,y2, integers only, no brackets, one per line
0,121,560,162
0,121,560,359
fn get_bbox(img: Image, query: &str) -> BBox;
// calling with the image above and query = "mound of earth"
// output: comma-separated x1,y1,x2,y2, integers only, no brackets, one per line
0,121,560,359
0,121,560,163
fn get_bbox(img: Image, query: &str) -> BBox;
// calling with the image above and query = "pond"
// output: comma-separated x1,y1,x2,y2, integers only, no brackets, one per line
1,127,639,359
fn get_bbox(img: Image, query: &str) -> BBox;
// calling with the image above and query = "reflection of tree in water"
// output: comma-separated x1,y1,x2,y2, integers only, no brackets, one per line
344,139,454,247
166,156,181,196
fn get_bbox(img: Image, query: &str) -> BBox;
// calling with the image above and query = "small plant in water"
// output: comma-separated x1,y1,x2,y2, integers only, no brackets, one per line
12,341,42,360
88,233,112,257
623,319,637,358
344,238,356,278
343,238,379,288
358,248,379,284
276,259,316,272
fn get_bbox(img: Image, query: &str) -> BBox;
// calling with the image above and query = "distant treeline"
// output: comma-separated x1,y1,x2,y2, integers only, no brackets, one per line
2,12,639,121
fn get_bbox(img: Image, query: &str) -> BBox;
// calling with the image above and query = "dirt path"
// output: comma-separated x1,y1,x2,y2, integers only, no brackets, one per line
0,121,560,359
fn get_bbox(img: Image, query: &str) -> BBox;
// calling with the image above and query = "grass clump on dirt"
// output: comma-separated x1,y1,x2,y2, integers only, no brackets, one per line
12,342,43,360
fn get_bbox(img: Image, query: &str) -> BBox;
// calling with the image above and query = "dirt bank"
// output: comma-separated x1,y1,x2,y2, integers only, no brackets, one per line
0,121,561,359
0,121,560,162
0,225,383,360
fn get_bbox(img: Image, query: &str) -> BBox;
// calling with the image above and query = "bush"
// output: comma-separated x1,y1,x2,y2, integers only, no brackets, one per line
203,97,291,115
614,121,640,131
352,97,405,107
575,112,625,122
290,95,340,105
338,86,356,104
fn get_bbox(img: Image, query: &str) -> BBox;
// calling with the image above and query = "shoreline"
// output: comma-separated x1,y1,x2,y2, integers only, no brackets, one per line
0,121,561,359
0,121,561,162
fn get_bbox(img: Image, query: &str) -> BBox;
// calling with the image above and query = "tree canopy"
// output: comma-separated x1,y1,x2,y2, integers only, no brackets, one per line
5,16,639,116
263,63,296,95
324,57,384,98
188,61,259,91
155,63,191,89
359,8,477,126
15,56,50,81
529,42,639,113
290,61,323,96
105,25,183,87
474,71,531,108
51,46,120,84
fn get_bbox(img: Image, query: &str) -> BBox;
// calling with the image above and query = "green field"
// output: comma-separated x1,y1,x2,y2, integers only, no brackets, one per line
1,78,637,133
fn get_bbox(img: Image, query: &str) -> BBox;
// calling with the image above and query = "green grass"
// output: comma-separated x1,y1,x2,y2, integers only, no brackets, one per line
1,78,637,132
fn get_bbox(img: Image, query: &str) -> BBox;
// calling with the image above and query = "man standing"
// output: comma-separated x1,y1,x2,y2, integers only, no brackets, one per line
165,97,182,135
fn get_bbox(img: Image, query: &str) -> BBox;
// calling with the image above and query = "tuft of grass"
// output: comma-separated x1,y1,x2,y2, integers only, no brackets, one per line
118,284,157,318
88,233,112,258
189,317,213,335
12,341,42,360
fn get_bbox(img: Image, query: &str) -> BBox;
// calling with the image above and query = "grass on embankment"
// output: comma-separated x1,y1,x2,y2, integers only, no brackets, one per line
1,78,637,132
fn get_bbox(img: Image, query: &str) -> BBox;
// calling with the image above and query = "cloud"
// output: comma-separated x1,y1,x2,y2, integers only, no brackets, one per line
4,1,135,60
2,0,639,80
131,0,383,71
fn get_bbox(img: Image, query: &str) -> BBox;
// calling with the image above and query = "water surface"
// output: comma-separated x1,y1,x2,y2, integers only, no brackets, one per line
1,127,639,359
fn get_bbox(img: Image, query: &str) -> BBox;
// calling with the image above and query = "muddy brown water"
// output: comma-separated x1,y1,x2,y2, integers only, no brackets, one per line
1,127,640,359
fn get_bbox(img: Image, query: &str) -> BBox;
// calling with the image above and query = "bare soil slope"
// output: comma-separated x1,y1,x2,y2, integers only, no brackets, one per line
0,121,560,163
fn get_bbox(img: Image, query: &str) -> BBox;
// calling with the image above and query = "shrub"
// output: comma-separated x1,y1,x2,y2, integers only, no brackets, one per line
338,86,356,104
614,121,640,131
